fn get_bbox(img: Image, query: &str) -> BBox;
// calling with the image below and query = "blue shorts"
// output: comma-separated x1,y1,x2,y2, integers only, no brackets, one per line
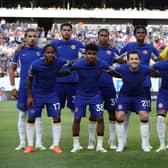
74,94,103,118
28,93,61,118
17,86,28,111
117,94,149,113
157,89,168,111
127,87,151,112
101,86,116,111
55,83,78,110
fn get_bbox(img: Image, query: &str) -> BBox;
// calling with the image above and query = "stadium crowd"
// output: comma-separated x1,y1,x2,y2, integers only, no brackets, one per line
0,19,168,77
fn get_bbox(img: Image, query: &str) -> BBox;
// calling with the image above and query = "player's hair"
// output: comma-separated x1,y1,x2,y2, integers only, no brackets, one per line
60,23,73,30
43,44,57,54
134,25,147,35
127,50,141,59
24,28,36,37
85,43,98,52
98,28,109,35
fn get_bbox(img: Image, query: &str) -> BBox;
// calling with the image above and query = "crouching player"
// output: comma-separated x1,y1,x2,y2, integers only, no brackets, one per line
112,51,151,152
24,44,71,154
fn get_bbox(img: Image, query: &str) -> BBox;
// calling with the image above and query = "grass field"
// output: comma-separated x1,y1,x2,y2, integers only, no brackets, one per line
0,101,167,168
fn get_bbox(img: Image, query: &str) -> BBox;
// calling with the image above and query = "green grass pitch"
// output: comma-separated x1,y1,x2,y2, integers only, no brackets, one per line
0,101,167,168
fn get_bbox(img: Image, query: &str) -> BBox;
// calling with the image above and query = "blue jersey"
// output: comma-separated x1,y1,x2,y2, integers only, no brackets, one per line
51,39,84,83
11,46,42,86
70,58,109,97
98,46,119,86
120,42,159,65
115,64,150,96
29,57,67,95
120,42,159,87
152,60,168,90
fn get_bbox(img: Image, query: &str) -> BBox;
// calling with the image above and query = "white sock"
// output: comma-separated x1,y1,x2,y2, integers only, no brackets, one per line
109,121,116,144
73,136,80,148
116,123,124,148
52,123,62,146
26,123,35,146
157,116,165,145
88,121,96,141
140,122,149,148
123,111,131,146
97,136,103,148
18,110,26,145
35,117,43,146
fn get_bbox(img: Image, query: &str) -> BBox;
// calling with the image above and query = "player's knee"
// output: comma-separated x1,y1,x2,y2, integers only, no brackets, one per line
89,116,96,122
96,116,104,123
108,110,116,121
116,112,125,121
74,118,81,124
27,118,35,124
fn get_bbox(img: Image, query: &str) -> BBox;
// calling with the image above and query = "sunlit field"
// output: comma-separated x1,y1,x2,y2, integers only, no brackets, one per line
0,101,167,168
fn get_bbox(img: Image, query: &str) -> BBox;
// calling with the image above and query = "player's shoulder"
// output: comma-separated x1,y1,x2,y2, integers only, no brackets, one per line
139,64,149,71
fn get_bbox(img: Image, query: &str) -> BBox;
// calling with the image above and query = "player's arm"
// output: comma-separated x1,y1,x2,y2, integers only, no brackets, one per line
9,63,18,99
27,75,34,108
149,64,160,77
57,70,72,77
105,63,121,78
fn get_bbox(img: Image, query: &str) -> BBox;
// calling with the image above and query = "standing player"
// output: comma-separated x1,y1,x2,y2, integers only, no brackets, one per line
87,29,119,150
49,23,83,149
70,43,114,153
159,46,168,148
114,51,151,152
119,25,160,149
9,28,45,150
24,44,71,154
151,54,168,152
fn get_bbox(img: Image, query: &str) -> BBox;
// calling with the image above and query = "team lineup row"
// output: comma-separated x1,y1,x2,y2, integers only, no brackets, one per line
9,23,168,154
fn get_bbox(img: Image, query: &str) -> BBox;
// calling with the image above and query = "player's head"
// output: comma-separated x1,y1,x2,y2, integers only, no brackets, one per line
85,43,98,64
134,25,147,43
127,51,141,70
43,44,57,64
60,23,73,41
98,28,109,46
24,28,37,47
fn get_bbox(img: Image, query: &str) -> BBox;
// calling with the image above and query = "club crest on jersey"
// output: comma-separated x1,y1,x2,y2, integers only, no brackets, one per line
71,45,76,50
106,50,112,55
143,50,148,55
36,51,41,56
158,103,163,108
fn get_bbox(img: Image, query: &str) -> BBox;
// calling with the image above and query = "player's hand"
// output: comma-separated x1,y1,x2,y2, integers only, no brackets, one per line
11,89,18,99
27,96,34,108
16,43,25,51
